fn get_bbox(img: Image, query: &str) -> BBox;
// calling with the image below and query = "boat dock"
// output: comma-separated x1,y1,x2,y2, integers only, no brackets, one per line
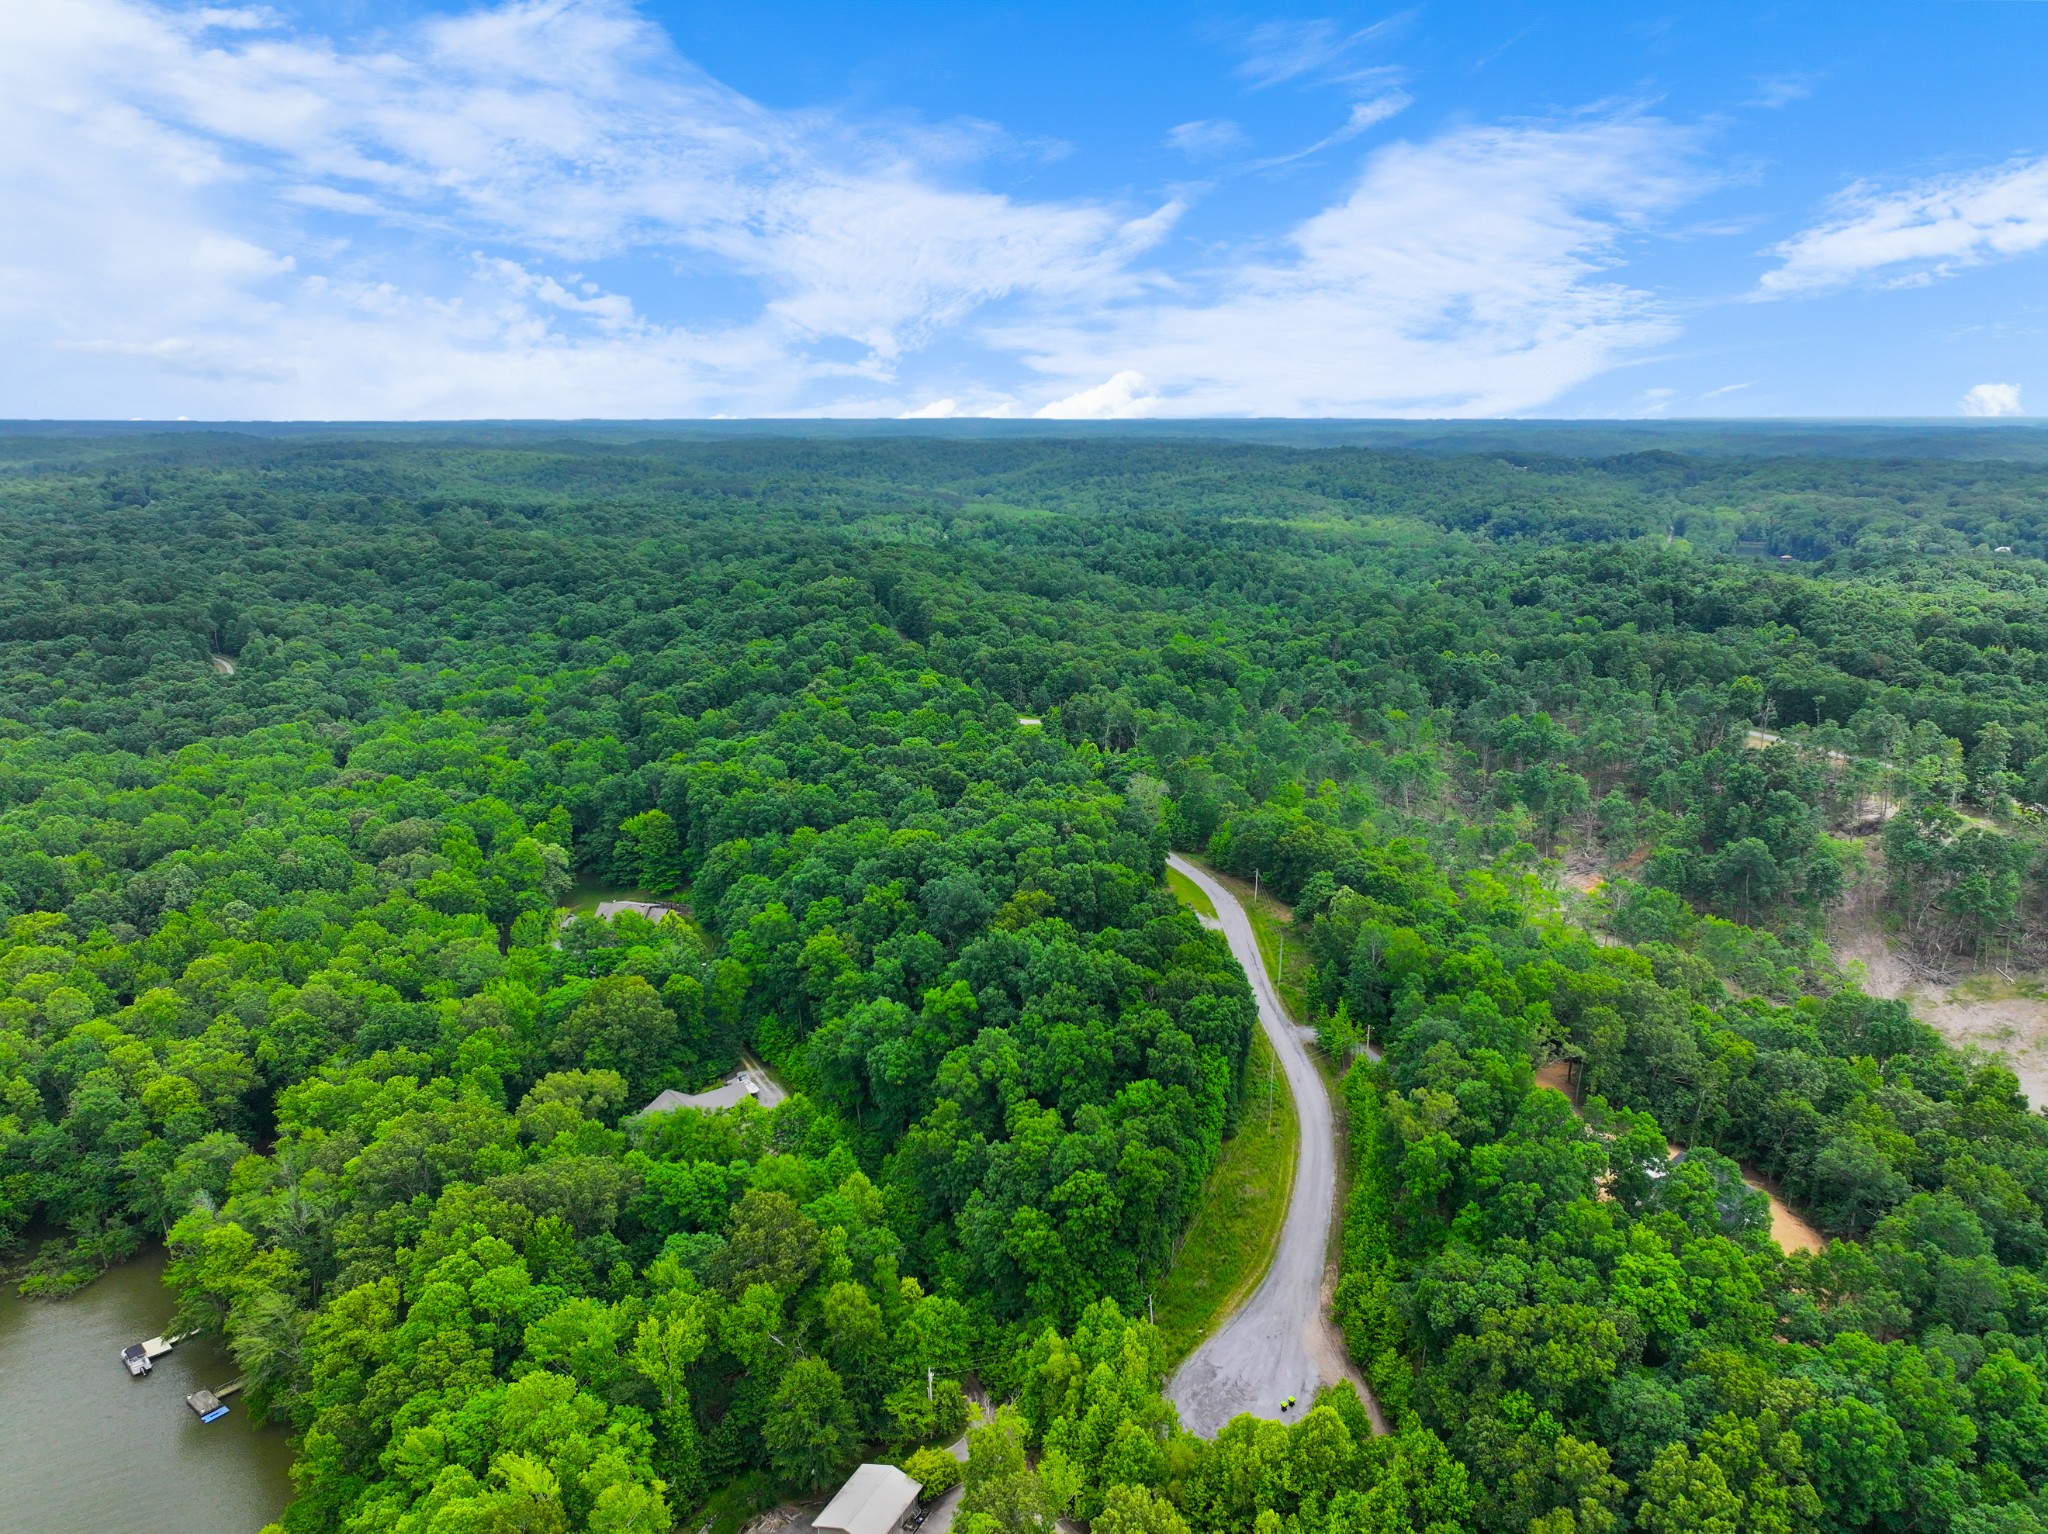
119,1332,186,1377
185,1379,243,1423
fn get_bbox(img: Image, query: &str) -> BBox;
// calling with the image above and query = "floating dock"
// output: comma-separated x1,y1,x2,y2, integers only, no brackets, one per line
186,1379,243,1423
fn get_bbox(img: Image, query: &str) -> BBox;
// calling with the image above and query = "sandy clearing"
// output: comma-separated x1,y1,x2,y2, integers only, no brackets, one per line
1833,909,2048,1109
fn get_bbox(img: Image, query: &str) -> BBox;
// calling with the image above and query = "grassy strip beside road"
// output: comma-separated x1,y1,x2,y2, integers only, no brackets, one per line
1151,1028,1299,1368
1166,863,1219,920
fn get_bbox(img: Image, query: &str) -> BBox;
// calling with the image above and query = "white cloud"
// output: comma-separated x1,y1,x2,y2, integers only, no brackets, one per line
1034,371,1160,419
0,0,1707,419
1340,94,1412,135
1761,155,2048,295
1961,382,2023,417
899,397,960,419
0,0,1147,415
1167,119,1246,158
998,117,1704,417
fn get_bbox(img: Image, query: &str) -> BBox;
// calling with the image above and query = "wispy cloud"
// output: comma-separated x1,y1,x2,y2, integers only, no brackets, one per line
996,116,1706,417
1472,23,1540,72
1760,155,2048,295
1233,13,1413,91
1250,93,1413,170
1167,119,1247,158
0,0,1160,414
1746,75,1813,110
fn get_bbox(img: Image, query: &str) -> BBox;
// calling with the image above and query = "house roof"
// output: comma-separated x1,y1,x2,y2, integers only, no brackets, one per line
813,1463,920,1534
594,899,683,922
637,1074,759,1117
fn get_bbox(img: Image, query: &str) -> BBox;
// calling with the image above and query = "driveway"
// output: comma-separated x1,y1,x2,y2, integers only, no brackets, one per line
1161,854,1380,1437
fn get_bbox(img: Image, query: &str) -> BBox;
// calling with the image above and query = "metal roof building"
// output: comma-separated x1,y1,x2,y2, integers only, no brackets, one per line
812,1463,920,1534
592,899,685,922
636,1062,789,1119
638,1077,758,1116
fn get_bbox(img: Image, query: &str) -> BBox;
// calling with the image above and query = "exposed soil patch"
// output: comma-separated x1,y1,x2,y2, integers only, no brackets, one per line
1833,902,2048,1108
1746,1168,1827,1256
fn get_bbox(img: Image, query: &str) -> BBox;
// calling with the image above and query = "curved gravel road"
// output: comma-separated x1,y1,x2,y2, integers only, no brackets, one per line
1162,854,1380,1438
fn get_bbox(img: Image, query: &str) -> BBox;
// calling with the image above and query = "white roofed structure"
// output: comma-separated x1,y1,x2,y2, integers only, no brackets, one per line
813,1463,920,1534
594,899,684,922
639,1077,757,1115
636,1062,788,1119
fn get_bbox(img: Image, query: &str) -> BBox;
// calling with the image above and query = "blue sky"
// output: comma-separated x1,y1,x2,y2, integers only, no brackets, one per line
3,1,2044,420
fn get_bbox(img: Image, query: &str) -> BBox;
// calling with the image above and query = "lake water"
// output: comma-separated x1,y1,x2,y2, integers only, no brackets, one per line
0,1250,296,1534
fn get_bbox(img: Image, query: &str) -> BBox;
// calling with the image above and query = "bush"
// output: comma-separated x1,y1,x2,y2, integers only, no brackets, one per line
902,1445,962,1501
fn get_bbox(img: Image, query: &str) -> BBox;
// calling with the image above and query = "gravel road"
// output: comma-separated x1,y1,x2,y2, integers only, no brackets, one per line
1162,854,1379,1438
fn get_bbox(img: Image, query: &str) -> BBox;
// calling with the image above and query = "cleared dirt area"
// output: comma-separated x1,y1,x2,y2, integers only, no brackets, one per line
1534,1059,1574,1095
1833,908,2048,1109
1744,1170,1828,1256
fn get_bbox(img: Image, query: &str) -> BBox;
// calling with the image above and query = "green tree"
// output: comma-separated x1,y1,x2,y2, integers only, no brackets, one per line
1796,1398,1907,1529
553,975,679,1097
903,1445,963,1500
1637,1443,1741,1534
763,1357,859,1491
1091,1484,1191,1534
619,809,686,894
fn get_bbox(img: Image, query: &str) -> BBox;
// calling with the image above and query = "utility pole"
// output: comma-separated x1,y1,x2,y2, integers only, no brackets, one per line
1253,868,1260,902
927,1367,934,1403
1148,1293,1154,1326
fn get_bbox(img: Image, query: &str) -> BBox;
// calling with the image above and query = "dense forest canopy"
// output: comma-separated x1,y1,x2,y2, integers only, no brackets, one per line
7,429,2048,1534
8,418,2048,460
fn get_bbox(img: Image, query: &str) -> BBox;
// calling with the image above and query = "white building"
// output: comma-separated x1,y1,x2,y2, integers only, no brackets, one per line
813,1463,921,1534
636,1064,789,1119
638,1075,758,1116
